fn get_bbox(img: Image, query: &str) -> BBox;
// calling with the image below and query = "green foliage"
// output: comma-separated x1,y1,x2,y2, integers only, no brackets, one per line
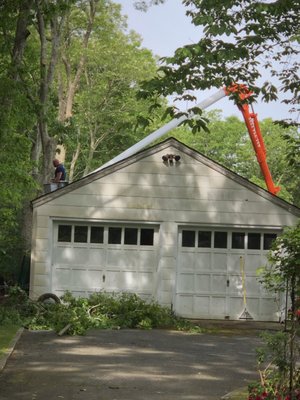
0,324,20,359
0,289,203,336
248,332,300,400
141,0,300,127
167,111,300,206
254,222,300,398
259,221,300,294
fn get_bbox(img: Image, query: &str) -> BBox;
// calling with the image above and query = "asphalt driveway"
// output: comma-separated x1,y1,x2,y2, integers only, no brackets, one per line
0,327,265,400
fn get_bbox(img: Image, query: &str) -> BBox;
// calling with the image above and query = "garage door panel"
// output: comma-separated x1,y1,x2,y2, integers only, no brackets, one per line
73,269,102,289
55,247,89,264
210,297,226,316
212,253,228,271
211,274,227,293
177,273,194,292
175,295,193,316
259,298,277,320
178,252,195,270
89,249,106,265
139,272,154,290
194,274,210,292
138,250,157,269
227,255,241,273
246,276,261,296
194,296,210,316
195,253,211,271
229,297,244,318
228,275,243,295
245,254,263,273
53,268,70,289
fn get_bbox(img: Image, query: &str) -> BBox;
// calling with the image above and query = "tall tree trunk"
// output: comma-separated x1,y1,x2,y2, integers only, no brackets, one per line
69,142,81,182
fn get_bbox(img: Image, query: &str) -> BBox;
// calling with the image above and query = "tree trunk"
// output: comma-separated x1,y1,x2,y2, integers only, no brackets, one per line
69,142,81,182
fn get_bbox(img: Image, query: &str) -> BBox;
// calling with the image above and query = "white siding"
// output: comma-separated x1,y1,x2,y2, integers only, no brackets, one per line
30,143,299,314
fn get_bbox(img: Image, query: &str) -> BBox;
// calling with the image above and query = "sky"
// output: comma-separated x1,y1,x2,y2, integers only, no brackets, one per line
116,0,294,122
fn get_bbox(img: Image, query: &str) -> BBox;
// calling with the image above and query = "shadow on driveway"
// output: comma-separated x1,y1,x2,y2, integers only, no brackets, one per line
0,328,264,400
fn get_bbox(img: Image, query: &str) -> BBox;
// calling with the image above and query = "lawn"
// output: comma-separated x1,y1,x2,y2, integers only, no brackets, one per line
0,324,20,359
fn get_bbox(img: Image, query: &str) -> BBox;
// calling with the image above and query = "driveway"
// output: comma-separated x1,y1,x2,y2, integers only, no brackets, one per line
0,327,263,400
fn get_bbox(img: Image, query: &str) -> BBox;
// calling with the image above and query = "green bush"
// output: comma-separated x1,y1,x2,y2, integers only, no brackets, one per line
0,288,203,336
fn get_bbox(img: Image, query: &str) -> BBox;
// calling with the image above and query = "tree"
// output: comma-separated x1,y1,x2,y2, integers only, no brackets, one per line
140,0,300,127
258,221,300,397
166,110,300,205
0,0,163,283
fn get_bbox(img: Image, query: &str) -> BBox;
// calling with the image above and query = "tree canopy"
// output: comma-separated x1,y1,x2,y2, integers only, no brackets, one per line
140,0,300,127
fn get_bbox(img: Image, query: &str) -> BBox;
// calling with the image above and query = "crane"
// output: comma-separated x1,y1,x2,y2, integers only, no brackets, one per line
93,84,280,195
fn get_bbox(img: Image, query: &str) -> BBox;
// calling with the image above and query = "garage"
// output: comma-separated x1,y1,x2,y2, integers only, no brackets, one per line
30,138,299,321
52,222,159,299
175,227,280,320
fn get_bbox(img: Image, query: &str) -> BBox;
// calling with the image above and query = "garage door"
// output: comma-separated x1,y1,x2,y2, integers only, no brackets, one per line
52,222,159,299
175,228,280,321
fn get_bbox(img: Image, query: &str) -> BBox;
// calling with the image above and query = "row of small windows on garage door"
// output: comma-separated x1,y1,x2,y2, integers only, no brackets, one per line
181,230,277,250
57,224,155,246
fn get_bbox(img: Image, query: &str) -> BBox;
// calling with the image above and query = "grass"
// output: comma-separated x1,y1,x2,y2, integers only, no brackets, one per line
0,324,20,359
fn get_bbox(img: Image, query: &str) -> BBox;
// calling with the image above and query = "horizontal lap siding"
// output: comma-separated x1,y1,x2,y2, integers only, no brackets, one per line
36,148,296,226
30,145,298,300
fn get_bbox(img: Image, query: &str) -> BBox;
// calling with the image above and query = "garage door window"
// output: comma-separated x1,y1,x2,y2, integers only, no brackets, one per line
182,230,195,247
198,231,211,248
58,225,72,242
57,224,156,247
90,226,104,243
108,227,122,244
125,228,138,245
140,228,154,246
74,226,88,243
232,232,245,249
214,232,227,248
180,229,278,251
263,233,277,250
248,233,261,249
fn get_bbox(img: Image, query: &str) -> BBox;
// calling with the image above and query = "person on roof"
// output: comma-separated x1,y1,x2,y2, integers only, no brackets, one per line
51,159,66,182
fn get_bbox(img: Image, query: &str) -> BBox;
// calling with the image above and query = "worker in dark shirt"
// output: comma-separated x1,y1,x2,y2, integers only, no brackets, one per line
52,159,66,182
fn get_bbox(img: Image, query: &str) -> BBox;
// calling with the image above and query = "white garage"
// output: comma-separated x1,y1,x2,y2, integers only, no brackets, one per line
30,137,300,321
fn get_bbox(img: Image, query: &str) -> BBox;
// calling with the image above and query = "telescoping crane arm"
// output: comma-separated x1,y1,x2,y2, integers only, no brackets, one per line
94,84,280,195
226,84,280,195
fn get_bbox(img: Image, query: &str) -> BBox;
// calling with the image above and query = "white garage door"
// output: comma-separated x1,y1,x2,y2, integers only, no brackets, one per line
175,228,280,321
52,222,158,299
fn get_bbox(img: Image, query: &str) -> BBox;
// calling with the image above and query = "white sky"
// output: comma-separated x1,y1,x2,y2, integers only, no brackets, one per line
117,0,294,121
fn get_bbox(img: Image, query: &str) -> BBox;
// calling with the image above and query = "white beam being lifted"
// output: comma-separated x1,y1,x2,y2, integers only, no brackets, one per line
89,87,226,175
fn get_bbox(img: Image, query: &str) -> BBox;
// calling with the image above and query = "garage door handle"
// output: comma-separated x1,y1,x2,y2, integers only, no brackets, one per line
102,274,105,282
227,279,230,287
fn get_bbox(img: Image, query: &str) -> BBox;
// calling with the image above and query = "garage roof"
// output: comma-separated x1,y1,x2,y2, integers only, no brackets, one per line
32,137,300,217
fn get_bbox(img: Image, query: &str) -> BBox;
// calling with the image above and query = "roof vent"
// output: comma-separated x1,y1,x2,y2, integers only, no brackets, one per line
162,154,181,165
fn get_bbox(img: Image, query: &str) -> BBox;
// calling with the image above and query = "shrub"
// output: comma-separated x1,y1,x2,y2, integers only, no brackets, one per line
0,289,203,335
